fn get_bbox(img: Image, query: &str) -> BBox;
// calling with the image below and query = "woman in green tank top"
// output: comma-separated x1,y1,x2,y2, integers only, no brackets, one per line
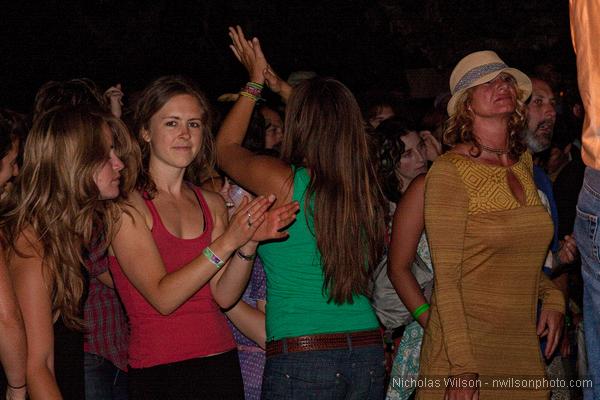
216,26,387,400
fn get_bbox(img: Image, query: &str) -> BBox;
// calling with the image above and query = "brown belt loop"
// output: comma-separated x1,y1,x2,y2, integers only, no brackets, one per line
266,329,382,358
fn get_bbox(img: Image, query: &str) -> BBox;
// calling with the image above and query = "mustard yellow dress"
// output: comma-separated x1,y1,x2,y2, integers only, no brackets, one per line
416,152,565,400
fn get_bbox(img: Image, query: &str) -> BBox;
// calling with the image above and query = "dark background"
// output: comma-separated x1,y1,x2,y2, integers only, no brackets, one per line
0,0,576,113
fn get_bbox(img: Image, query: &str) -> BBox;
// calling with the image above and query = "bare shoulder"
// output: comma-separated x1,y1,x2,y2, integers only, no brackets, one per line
9,229,47,290
119,191,153,230
200,188,227,217
199,188,229,231
407,174,426,195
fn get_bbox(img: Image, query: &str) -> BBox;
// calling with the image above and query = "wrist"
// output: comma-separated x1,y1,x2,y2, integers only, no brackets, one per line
251,76,265,85
240,241,258,253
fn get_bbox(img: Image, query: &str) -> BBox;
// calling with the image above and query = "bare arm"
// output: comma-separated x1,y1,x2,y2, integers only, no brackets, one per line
111,191,272,314
387,175,429,327
10,234,62,400
0,249,27,399
225,300,266,349
217,26,293,205
112,190,297,314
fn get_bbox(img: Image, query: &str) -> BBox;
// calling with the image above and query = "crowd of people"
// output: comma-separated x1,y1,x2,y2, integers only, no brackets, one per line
0,6,598,399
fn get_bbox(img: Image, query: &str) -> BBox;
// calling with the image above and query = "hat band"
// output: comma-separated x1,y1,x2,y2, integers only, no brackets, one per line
453,62,508,93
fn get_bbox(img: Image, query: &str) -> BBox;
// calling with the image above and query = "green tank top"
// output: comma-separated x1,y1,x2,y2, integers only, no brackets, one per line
258,166,379,341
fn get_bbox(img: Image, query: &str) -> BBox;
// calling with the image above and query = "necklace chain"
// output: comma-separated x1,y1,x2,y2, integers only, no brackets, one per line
480,143,509,155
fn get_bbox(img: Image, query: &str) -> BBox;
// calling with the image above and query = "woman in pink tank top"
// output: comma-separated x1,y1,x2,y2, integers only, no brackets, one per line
109,76,298,400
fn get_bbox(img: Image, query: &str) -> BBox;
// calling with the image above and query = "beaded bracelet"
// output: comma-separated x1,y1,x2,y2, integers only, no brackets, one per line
412,303,430,320
239,81,264,102
203,247,225,269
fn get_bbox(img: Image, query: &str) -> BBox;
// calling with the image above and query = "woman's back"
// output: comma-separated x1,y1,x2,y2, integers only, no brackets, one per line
258,166,378,341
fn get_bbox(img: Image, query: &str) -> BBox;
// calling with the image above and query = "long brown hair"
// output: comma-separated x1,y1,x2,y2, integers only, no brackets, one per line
134,76,214,198
444,87,528,159
0,106,140,329
281,77,386,304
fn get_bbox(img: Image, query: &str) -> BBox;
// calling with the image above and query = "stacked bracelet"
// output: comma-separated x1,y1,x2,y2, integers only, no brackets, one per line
236,249,256,262
203,247,225,269
239,81,264,102
412,303,430,320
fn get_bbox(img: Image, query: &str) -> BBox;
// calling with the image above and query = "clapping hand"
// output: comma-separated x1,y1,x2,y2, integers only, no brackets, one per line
252,200,299,242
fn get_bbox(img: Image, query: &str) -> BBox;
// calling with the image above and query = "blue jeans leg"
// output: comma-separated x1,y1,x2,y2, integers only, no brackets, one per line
84,353,128,400
574,167,600,400
261,344,385,400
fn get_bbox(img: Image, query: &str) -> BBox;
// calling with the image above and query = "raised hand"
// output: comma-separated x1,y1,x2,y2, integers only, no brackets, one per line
264,65,292,103
228,25,268,84
104,83,124,118
252,200,299,242
419,130,442,161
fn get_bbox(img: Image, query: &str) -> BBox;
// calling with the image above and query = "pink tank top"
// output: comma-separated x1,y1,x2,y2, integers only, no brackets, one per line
109,185,236,368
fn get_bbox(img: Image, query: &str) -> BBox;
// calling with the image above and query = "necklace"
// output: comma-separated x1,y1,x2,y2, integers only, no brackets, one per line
480,143,509,155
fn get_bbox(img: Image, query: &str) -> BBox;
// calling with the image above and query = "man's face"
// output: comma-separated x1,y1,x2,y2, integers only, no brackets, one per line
524,78,556,153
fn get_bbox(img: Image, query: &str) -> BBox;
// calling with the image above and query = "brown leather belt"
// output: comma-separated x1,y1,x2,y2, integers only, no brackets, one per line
266,329,382,358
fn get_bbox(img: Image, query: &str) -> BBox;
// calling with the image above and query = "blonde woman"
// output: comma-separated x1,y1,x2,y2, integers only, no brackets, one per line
0,105,140,399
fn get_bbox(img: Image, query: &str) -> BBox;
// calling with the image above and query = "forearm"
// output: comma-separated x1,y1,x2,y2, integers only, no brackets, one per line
27,364,62,400
211,242,257,308
388,267,429,327
216,96,257,156
225,300,266,349
539,273,565,313
147,235,241,314
278,82,292,103
0,314,27,388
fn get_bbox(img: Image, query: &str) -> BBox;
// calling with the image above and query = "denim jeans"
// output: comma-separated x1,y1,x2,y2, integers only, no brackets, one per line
574,167,600,400
84,353,128,400
261,344,385,400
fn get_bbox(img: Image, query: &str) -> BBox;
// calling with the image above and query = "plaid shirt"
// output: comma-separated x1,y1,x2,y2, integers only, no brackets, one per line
83,229,129,371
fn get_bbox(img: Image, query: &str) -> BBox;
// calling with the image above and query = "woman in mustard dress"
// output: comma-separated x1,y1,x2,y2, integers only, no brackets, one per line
418,51,565,400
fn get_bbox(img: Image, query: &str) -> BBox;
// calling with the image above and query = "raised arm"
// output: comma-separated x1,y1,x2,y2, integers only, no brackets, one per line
0,248,27,400
216,26,292,202
424,159,476,376
387,174,429,327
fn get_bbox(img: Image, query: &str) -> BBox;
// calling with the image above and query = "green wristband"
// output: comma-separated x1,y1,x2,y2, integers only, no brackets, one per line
412,303,430,320
203,247,225,269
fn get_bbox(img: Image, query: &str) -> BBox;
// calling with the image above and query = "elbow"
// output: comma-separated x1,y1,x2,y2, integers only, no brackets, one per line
155,303,177,316
215,297,236,310
0,307,25,333
256,332,267,350
149,298,178,316
214,291,240,310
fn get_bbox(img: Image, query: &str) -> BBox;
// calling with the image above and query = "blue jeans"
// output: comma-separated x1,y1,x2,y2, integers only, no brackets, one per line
574,167,600,400
261,344,385,400
84,353,128,400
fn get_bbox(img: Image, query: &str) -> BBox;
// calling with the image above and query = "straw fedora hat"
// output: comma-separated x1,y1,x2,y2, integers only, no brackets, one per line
447,50,531,116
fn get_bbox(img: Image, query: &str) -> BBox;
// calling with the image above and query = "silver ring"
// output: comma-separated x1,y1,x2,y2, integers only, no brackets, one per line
247,218,253,227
